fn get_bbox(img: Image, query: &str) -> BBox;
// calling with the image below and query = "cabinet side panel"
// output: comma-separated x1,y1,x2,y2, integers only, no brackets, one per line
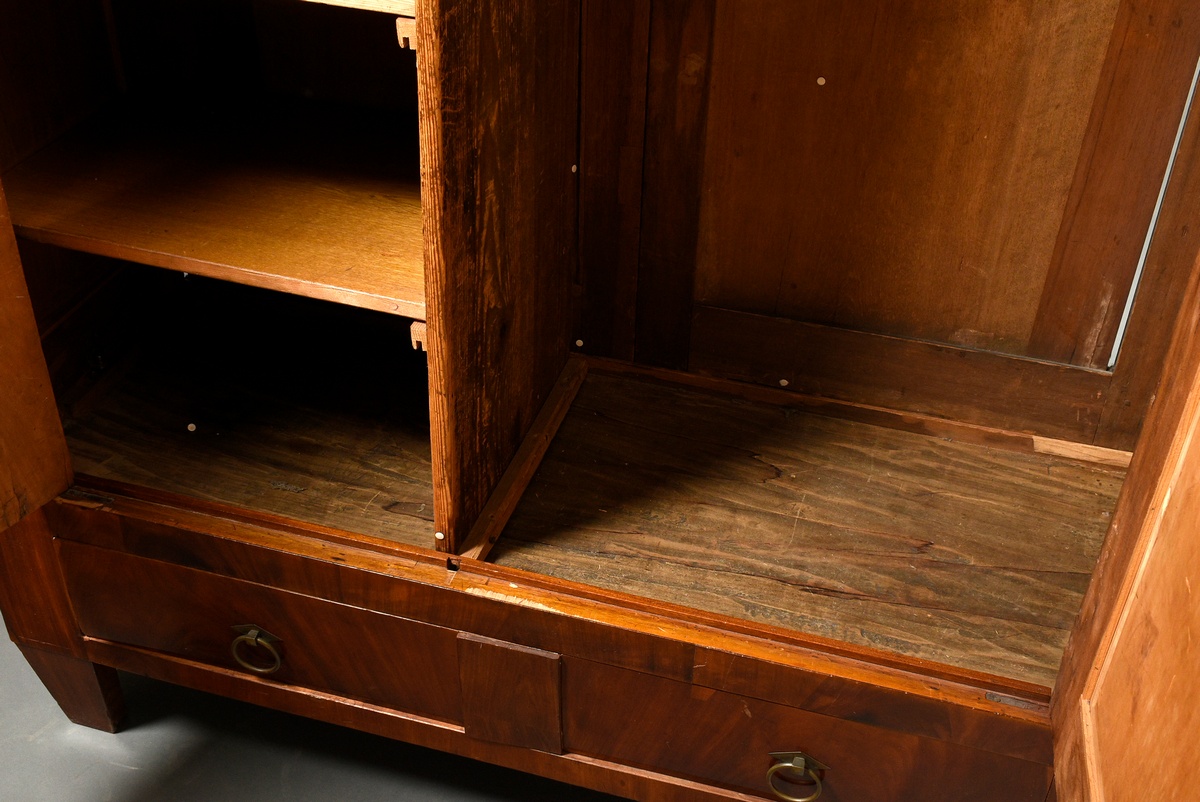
419,0,579,549
0,181,71,528
1052,249,1200,795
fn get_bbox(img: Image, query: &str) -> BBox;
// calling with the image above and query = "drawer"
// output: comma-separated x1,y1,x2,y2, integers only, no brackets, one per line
564,659,1051,802
58,541,462,724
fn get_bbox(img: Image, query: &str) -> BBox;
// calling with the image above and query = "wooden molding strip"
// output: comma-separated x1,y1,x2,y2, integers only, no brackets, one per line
690,305,1115,445
459,357,589,561
585,355,1131,468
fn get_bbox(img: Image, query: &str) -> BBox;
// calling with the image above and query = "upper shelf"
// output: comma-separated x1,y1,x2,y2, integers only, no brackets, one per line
4,100,425,320
305,0,415,15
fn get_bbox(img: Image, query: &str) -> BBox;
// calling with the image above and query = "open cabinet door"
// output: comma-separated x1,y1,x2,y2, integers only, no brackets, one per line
0,178,71,529
1053,244,1200,799
417,0,579,551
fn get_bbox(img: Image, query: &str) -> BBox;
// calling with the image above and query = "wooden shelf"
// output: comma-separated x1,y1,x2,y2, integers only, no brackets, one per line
490,370,1127,689
4,102,425,319
303,0,415,15
60,277,434,547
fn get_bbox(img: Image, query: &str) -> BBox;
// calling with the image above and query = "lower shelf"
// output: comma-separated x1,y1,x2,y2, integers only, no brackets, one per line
60,276,434,548
490,368,1126,689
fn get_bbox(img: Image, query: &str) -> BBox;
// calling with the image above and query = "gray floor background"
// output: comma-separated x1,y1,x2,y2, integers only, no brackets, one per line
0,635,624,801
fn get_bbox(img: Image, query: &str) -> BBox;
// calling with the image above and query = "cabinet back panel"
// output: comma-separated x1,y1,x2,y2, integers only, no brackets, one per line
692,0,1118,356
0,0,116,170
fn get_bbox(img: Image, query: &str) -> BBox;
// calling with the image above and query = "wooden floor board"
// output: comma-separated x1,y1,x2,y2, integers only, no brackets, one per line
60,279,434,548
490,372,1126,688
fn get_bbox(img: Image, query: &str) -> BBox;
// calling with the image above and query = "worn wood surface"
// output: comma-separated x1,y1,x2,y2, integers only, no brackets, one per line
60,278,434,547
632,0,715,369
691,0,1115,360
1053,256,1200,793
5,101,425,318
492,371,1125,689
1030,0,1200,367
60,541,464,723
690,306,1115,444
51,491,1052,762
458,633,562,754
588,357,1130,469
18,645,124,732
418,0,578,550
564,658,1052,801
576,0,651,361
0,183,72,528
460,358,588,562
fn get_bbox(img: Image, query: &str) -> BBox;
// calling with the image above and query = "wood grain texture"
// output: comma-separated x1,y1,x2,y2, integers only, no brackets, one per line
691,647,1052,766
18,645,124,732
689,306,1113,444
491,371,1125,689
1084,368,1200,800
1052,253,1200,797
1095,66,1200,449
60,541,464,723
632,0,715,368
576,0,651,361
564,658,1052,801
458,633,562,754
85,640,767,802
460,358,588,561
418,0,578,550
51,491,1053,762
693,0,1117,359
5,101,425,318
589,357,1131,469
0,182,72,527
1031,0,1200,367
0,508,84,654
59,277,434,548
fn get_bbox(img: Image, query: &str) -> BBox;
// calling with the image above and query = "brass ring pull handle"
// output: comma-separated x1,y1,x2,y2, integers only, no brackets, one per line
231,625,283,675
767,752,829,802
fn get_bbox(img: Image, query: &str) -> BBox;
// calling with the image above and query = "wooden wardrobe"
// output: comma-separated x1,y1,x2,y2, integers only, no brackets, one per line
1,1,1197,799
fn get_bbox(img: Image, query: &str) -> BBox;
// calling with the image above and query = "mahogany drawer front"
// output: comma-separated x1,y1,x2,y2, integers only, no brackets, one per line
564,658,1051,802
58,541,463,724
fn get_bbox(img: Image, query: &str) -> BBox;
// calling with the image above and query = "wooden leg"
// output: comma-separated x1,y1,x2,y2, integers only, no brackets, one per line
19,645,125,733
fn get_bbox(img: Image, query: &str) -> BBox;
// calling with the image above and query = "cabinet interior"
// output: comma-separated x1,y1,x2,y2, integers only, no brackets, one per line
491,368,1125,689
4,0,1179,700
3,0,424,316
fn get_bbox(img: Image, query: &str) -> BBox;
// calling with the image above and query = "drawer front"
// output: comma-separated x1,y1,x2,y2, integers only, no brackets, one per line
59,541,462,724
564,658,1051,802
